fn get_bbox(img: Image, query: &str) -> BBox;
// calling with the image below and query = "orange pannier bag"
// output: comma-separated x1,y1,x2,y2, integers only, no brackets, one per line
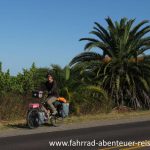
57,97,67,103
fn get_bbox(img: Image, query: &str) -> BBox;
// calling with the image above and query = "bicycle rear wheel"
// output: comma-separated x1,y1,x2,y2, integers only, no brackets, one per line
27,109,39,129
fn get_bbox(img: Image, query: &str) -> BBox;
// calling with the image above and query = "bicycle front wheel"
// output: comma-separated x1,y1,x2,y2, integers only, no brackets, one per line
50,115,63,127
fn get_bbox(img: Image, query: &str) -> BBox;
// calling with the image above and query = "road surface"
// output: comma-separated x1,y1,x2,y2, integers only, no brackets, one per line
0,120,150,150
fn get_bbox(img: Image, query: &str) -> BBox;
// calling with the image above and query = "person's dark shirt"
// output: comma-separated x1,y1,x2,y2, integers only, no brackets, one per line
45,80,59,97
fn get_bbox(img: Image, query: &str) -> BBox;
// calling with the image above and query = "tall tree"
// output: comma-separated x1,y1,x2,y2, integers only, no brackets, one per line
70,17,150,109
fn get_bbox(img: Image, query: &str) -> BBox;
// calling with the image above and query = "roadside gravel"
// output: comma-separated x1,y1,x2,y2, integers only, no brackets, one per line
0,116,150,138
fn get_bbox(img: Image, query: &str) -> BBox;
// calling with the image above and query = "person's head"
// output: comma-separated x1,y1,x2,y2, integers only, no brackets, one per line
46,73,54,83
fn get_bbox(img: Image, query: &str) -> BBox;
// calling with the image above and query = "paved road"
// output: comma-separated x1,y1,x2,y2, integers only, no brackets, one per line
0,121,150,150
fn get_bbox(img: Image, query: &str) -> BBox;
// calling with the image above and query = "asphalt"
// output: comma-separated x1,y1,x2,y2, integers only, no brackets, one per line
1,116,150,138
0,120,150,150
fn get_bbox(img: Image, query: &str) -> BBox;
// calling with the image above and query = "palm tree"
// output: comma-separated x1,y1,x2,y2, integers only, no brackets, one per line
70,17,150,109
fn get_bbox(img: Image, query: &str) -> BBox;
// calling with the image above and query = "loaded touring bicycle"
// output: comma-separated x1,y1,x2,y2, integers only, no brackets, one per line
27,91,69,128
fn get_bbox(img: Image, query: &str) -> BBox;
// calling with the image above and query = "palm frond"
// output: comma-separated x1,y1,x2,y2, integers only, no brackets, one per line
130,20,149,35
70,52,103,66
79,85,109,100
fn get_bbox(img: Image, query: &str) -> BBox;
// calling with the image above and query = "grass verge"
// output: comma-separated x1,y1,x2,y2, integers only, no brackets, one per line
0,110,150,131
64,110,150,124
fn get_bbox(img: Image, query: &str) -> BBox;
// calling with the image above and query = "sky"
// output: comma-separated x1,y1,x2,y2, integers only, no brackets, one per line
0,0,150,75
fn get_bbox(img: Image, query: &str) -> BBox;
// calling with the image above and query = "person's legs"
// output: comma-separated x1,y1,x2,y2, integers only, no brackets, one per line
46,96,57,114
41,105,48,113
